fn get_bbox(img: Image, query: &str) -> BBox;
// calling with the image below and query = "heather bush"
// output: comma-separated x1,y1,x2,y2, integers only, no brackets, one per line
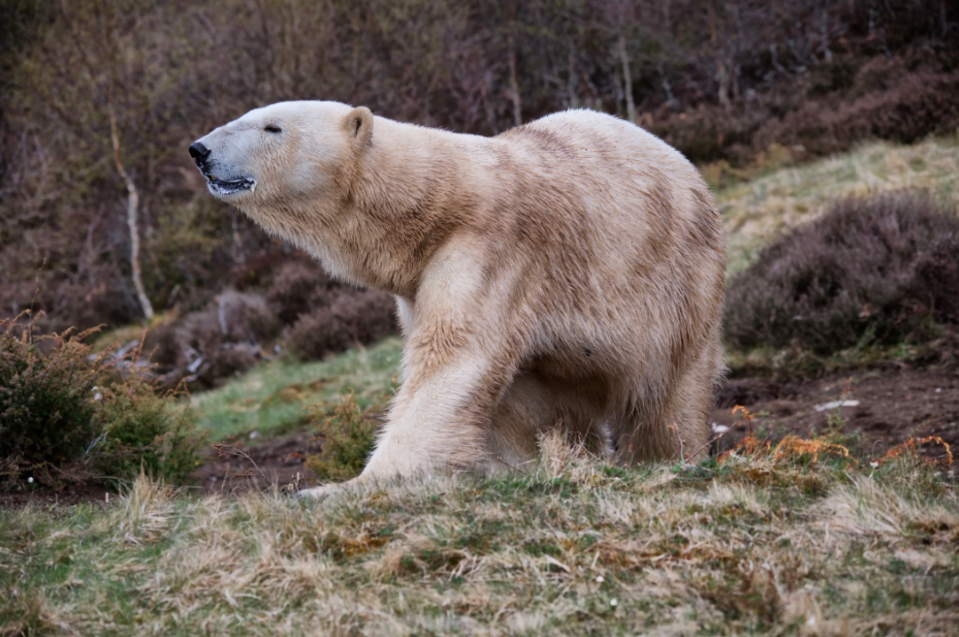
0,314,201,486
305,391,380,482
169,291,279,388
289,290,396,361
756,67,959,159
725,191,959,355
655,48,959,169
0,315,100,471
141,322,180,370
266,260,337,325
141,274,396,386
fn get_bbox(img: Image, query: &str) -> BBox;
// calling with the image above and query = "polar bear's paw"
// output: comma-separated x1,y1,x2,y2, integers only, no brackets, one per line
294,484,338,500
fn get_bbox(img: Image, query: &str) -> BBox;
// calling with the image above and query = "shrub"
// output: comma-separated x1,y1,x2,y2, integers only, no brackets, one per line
168,290,279,388
759,68,959,158
725,191,959,355
93,370,203,485
289,290,396,361
305,391,381,482
652,48,959,170
143,277,397,385
0,315,100,471
266,259,337,325
0,314,202,487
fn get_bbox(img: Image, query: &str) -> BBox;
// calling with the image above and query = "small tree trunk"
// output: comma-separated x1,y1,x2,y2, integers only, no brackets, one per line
109,88,153,320
231,213,246,265
124,183,153,321
717,58,731,110
618,34,636,123
507,29,523,127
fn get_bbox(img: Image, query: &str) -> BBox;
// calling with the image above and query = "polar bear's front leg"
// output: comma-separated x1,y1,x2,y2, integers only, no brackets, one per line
359,342,516,480
351,243,520,480
295,339,515,497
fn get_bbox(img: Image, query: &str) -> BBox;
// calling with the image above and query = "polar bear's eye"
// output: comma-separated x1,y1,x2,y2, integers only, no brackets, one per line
264,125,282,134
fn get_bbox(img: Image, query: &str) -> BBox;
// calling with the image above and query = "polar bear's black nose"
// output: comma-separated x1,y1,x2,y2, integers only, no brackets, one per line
189,141,211,166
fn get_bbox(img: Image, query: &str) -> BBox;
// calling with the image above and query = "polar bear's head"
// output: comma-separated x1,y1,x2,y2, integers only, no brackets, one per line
189,100,373,222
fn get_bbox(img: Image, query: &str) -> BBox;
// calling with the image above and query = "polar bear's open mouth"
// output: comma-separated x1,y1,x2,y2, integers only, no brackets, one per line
206,175,255,196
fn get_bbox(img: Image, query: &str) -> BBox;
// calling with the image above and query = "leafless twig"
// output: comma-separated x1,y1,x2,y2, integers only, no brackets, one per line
212,439,266,480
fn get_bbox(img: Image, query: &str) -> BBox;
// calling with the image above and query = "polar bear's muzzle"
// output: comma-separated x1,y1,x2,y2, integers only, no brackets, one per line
189,140,255,197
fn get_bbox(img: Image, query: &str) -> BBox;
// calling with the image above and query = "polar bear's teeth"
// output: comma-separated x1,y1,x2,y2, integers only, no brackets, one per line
208,177,254,196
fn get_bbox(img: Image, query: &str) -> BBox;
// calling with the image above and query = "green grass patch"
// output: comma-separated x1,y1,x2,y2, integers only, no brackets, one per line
190,337,402,441
723,331,956,381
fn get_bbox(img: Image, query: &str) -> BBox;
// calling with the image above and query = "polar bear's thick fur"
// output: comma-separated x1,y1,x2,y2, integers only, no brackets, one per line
191,101,725,492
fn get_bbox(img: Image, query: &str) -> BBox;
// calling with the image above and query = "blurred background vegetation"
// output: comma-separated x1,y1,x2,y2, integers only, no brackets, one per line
0,0,957,380
1,0,958,493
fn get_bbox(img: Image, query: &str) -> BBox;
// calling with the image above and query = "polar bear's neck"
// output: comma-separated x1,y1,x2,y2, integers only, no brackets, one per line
315,119,494,298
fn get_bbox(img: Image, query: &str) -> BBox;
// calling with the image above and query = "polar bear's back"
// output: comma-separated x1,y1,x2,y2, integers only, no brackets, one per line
492,109,724,287
507,109,698,179
522,109,690,165
493,109,715,236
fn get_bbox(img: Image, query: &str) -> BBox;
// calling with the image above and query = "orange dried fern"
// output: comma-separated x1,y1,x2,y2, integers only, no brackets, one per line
717,406,771,462
872,436,953,469
718,406,854,466
773,435,853,464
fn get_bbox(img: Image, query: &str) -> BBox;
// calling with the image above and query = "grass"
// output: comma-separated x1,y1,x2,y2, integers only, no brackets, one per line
716,135,959,275
86,312,178,353
189,337,402,441
722,332,949,381
1,438,956,636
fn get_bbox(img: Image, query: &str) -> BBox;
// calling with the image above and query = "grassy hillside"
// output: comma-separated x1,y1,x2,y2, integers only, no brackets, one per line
718,135,959,275
2,441,956,636
191,337,401,441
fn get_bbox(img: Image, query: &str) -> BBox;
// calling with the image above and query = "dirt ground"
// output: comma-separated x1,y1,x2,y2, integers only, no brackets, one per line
712,367,959,462
191,430,323,496
3,366,956,508
0,479,116,510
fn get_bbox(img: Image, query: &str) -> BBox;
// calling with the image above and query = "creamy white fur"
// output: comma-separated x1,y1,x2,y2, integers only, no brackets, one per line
192,101,726,495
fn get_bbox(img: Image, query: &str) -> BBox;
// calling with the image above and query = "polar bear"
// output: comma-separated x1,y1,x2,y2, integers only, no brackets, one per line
190,101,725,494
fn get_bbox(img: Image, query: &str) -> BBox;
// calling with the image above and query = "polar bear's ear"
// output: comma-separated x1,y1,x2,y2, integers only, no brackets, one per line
344,106,374,150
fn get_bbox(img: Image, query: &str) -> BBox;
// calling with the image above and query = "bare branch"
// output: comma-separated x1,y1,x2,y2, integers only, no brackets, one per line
108,83,153,321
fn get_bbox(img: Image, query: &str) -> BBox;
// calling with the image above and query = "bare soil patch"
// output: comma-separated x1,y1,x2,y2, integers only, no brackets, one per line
0,479,111,510
190,430,323,496
712,367,959,460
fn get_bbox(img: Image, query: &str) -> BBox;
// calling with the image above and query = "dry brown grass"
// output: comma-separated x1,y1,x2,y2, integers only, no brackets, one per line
2,431,957,636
